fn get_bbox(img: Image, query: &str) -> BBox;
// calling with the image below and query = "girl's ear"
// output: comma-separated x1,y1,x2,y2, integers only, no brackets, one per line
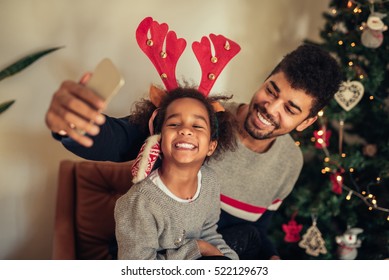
148,109,159,135
207,140,218,156
296,116,317,132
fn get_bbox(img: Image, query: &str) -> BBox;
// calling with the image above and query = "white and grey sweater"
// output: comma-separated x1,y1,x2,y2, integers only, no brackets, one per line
114,165,238,260
208,102,304,222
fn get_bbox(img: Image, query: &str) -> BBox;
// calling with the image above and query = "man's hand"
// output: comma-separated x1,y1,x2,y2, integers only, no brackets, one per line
197,240,223,257
45,79,106,147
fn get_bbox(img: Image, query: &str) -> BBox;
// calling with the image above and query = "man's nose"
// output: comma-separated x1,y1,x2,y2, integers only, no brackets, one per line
265,99,282,117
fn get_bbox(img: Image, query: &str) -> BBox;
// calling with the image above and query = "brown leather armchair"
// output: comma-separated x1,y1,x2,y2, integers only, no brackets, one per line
52,160,134,259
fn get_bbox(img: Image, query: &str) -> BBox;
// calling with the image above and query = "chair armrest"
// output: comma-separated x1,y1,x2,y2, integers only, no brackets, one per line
52,160,77,259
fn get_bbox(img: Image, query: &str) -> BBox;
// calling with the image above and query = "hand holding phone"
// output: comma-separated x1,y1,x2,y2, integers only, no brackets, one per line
86,58,125,103
75,58,125,136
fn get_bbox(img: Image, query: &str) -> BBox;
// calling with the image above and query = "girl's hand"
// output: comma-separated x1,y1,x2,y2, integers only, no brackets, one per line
197,240,223,256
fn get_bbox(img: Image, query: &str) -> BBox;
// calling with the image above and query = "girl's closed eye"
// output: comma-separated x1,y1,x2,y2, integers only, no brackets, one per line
166,122,180,127
193,124,205,129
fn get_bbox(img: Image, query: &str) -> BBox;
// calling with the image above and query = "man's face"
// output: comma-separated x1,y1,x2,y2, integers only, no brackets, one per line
244,71,317,140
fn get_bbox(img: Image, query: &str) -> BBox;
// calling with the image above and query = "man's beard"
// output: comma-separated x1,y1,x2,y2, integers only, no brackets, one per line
243,104,280,140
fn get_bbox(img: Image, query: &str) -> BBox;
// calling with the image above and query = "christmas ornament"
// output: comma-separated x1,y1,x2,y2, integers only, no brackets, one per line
333,22,348,34
282,213,303,243
361,12,387,48
334,80,364,111
336,227,363,260
313,128,332,149
363,143,377,157
299,215,327,257
330,171,343,195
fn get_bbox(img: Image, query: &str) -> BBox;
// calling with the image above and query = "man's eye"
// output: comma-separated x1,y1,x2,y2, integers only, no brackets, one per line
285,107,296,115
266,86,276,97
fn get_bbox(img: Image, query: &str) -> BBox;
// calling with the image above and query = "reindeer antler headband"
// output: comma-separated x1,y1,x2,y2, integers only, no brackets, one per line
136,16,240,101
131,16,241,183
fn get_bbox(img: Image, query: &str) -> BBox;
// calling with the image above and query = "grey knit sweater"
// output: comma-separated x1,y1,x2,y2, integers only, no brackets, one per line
114,165,238,260
208,102,303,222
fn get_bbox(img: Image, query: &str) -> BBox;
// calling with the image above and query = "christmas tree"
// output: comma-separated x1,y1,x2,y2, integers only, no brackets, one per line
270,0,389,260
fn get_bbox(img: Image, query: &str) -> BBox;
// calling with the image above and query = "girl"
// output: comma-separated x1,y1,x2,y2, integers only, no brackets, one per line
114,87,238,260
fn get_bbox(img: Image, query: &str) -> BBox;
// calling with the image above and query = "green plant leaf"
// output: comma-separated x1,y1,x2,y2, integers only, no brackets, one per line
0,46,64,82
0,100,15,114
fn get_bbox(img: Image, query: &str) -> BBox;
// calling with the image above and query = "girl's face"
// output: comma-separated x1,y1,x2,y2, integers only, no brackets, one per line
160,98,217,167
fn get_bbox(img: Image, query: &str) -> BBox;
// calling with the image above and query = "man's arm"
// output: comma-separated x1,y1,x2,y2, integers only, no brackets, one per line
53,115,148,162
46,79,149,162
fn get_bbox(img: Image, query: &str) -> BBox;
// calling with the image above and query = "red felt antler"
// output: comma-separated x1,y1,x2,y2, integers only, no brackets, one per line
136,17,187,91
192,34,241,96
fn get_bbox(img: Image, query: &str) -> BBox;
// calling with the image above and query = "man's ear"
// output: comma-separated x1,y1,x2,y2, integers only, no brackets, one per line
296,116,317,132
207,140,218,156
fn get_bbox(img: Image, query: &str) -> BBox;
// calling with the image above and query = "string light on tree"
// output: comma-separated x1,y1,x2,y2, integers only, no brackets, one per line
309,105,389,219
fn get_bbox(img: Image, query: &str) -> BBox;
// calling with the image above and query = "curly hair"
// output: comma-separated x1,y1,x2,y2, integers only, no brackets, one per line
129,86,237,161
269,44,343,118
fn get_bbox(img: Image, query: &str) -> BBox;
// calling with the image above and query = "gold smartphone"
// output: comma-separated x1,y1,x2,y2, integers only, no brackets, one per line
86,58,125,103
74,58,125,135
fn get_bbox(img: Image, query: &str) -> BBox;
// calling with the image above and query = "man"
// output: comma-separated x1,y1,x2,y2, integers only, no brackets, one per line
46,44,342,259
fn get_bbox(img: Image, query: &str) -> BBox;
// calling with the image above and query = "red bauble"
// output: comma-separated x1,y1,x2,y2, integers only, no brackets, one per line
314,129,332,149
330,171,343,195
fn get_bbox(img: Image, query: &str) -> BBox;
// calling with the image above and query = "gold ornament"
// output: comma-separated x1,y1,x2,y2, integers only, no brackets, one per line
363,144,377,157
208,73,216,80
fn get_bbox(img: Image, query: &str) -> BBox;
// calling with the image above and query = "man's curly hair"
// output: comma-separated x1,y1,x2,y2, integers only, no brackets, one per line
269,44,343,118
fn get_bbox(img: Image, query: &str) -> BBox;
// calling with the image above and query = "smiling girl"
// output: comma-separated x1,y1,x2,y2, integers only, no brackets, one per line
114,87,238,260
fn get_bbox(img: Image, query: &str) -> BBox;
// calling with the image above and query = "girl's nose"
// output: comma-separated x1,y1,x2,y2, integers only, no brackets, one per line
179,126,193,136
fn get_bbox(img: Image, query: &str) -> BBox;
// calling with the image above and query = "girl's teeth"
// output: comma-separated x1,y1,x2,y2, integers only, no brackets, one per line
176,143,195,149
